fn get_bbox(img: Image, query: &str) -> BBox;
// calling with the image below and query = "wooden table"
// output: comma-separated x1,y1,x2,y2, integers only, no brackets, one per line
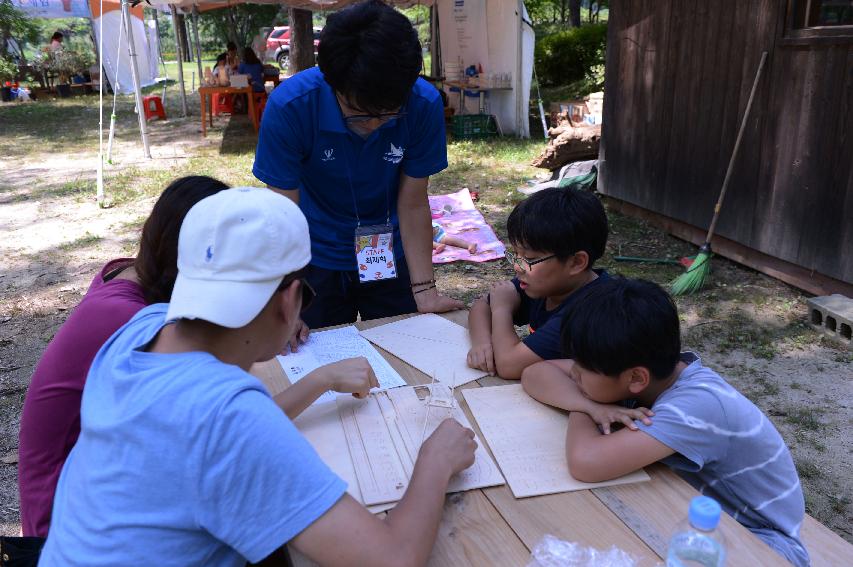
444,80,512,115
198,85,258,137
250,312,851,567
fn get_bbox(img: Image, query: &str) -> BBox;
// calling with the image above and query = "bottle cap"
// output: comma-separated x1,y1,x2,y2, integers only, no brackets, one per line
689,496,722,531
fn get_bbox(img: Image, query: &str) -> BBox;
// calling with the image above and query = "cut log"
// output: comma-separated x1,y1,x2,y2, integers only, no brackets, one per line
531,114,601,170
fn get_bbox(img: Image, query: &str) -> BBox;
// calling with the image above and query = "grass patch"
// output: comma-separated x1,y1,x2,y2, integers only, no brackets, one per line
784,407,824,432
59,231,102,251
796,460,822,481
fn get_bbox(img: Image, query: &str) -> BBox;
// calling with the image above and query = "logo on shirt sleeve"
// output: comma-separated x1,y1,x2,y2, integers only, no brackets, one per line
321,149,336,162
383,143,405,164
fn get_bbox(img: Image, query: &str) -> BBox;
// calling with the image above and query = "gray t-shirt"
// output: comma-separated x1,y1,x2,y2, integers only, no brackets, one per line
636,353,809,567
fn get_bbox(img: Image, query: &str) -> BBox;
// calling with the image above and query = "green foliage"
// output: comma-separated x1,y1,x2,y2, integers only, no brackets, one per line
197,5,282,53
0,0,40,58
0,54,15,81
535,22,606,87
43,48,88,82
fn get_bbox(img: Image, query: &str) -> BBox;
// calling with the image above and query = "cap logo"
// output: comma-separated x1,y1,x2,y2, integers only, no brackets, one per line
205,246,214,262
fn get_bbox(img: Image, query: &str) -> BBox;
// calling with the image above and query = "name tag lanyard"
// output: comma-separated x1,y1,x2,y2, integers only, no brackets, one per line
342,144,398,282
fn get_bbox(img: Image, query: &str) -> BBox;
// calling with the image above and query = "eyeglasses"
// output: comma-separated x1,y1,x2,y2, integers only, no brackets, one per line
505,250,556,271
344,111,407,125
278,273,316,313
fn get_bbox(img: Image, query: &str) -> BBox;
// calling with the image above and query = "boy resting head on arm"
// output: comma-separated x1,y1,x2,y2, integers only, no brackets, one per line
521,278,809,567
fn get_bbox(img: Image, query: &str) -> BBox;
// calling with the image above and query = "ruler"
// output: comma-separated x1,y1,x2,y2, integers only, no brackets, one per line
592,487,669,558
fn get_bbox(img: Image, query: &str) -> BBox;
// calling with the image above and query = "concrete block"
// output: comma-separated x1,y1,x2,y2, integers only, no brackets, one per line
806,294,853,345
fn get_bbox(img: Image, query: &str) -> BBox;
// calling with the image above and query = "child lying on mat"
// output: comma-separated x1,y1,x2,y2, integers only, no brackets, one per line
432,221,478,255
521,278,809,567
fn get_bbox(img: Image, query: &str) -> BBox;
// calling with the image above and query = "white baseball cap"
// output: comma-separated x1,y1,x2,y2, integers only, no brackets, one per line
166,187,311,328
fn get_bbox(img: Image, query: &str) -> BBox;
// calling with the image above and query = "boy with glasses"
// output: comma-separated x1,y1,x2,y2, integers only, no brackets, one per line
41,188,478,566
467,188,610,378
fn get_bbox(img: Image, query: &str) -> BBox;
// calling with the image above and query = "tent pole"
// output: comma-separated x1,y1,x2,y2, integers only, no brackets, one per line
97,0,105,205
192,6,203,90
516,0,524,138
121,0,151,158
170,5,188,117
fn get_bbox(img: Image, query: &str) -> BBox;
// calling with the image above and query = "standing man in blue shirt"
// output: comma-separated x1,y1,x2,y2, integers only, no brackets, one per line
253,0,463,333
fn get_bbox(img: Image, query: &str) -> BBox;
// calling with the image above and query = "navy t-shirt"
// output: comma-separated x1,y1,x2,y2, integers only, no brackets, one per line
253,67,448,270
512,270,610,360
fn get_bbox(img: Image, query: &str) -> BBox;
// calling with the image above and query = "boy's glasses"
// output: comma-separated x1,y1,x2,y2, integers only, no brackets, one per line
344,111,407,125
298,279,316,313
505,250,556,271
279,272,316,313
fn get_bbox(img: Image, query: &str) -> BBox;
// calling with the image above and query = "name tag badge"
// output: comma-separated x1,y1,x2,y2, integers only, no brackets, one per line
355,224,397,283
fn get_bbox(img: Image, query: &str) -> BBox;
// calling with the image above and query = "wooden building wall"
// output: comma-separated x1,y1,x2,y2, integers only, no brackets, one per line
599,0,853,288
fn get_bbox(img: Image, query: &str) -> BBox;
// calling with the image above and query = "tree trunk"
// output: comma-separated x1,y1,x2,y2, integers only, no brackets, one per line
288,7,314,75
569,0,582,27
225,8,240,47
176,14,192,63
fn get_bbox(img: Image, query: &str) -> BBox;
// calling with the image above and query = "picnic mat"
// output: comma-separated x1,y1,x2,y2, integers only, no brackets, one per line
428,188,506,264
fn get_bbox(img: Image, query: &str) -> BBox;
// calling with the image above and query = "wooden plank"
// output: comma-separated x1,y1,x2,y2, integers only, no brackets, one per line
592,465,785,567
800,513,853,566
604,196,853,297
484,485,661,567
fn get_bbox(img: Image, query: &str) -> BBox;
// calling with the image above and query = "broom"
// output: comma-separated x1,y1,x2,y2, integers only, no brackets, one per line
671,51,769,296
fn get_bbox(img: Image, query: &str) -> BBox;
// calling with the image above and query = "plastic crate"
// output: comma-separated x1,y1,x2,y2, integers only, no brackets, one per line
451,114,497,139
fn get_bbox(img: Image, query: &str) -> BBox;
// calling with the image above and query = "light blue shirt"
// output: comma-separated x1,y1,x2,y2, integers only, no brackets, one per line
39,304,346,566
636,353,809,567
253,66,448,270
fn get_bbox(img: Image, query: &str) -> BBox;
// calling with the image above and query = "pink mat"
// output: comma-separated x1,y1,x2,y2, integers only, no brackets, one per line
428,188,506,264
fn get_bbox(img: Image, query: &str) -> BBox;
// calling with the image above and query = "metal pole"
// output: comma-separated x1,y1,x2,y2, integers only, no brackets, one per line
170,5,188,117
121,0,151,158
192,7,203,91
96,0,105,205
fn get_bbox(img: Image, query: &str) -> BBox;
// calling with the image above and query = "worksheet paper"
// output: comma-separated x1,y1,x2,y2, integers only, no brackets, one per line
462,384,650,498
276,326,406,404
359,314,488,386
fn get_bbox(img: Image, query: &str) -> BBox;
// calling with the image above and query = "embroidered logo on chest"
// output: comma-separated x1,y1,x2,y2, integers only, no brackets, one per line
321,149,335,162
383,143,405,164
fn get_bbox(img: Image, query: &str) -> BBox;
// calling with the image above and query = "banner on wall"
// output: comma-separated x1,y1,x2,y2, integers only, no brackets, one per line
88,0,156,94
438,0,489,73
13,0,91,19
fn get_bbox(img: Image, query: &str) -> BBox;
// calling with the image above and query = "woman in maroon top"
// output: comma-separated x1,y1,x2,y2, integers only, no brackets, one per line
19,176,229,537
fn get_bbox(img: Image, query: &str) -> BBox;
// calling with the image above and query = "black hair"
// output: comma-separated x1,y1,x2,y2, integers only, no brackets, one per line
506,188,608,267
226,41,237,51
318,0,422,115
242,47,261,66
134,176,229,304
215,53,227,64
51,32,63,41
561,278,681,380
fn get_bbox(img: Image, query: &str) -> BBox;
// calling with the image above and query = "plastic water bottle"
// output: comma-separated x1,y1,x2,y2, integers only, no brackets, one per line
666,496,727,567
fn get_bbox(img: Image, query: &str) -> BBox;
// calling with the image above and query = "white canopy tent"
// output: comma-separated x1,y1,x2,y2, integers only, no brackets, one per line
150,0,534,136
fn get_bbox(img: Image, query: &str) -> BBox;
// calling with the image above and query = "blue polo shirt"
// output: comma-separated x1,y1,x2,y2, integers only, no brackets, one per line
253,67,448,270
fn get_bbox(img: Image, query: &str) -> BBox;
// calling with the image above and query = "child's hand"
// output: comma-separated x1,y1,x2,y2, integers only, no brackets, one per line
488,281,520,311
321,357,379,399
585,403,654,435
467,343,496,375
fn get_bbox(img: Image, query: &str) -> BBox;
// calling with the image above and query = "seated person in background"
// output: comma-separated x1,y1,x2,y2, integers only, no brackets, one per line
432,220,477,255
521,278,809,567
226,41,240,71
40,187,478,567
238,47,266,93
467,188,609,378
48,31,63,51
212,52,228,75
18,175,229,538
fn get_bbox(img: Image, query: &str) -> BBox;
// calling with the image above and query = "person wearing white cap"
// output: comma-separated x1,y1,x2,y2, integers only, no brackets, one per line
39,187,477,567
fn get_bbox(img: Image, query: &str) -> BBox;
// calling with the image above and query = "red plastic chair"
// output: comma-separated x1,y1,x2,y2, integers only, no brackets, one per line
212,93,234,116
142,95,166,121
253,91,268,124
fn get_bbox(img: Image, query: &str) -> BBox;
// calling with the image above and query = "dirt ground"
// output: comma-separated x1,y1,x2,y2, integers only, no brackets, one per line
0,105,850,546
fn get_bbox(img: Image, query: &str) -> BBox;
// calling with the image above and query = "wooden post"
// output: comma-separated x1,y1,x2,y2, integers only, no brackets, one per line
170,5,188,117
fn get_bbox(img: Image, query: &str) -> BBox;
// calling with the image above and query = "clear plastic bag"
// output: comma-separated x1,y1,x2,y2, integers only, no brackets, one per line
526,534,638,567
